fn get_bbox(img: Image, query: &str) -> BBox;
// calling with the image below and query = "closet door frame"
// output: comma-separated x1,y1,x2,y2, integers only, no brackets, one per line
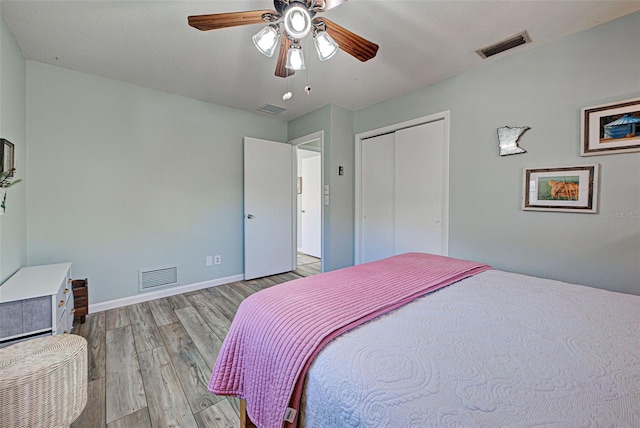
354,111,450,265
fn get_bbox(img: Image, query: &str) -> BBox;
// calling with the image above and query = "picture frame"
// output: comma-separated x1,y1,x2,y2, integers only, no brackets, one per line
581,97,640,156
522,164,599,213
0,139,15,176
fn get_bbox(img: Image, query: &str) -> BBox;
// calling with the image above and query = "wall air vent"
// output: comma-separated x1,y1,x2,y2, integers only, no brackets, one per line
476,31,531,59
258,104,287,115
139,266,178,291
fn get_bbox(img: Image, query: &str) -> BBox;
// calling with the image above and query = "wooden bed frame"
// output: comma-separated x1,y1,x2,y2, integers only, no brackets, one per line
239,399,257,428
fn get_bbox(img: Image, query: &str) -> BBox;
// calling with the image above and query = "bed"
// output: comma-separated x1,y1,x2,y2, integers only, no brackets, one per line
209,253,640,428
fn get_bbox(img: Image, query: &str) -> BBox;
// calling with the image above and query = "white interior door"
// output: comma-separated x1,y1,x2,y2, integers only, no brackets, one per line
244,137,293,280
300,155,321,258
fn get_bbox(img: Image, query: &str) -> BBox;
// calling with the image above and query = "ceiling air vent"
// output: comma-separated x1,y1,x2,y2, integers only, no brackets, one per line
139,266,178,291
476,31,531,59
258,104,287,115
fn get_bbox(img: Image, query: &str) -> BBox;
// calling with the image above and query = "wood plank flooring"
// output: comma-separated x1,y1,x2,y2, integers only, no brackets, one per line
71,255,320,428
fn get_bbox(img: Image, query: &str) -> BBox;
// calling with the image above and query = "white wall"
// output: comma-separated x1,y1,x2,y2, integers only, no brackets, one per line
26,62,287,304
0,14,27,282
355,12,640,295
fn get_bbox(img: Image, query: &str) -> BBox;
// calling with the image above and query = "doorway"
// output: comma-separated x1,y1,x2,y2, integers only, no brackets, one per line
291,131,324,274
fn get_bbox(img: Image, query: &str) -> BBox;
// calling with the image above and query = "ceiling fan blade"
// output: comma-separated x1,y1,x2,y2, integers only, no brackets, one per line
188,10,278,31
316,18,378,62
275,34,295,78
313,0,349,13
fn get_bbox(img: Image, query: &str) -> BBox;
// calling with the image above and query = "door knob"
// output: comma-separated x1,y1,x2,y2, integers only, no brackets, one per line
247,214,255,219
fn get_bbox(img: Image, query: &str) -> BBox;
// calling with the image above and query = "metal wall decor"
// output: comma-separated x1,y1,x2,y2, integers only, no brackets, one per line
497,126,529,156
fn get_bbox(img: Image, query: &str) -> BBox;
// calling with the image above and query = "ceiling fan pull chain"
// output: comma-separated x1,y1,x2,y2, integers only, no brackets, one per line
283,72,293,100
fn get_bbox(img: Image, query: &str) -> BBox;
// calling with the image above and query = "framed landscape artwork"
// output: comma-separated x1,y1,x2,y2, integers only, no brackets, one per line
523,164,599,213
581,97,640,156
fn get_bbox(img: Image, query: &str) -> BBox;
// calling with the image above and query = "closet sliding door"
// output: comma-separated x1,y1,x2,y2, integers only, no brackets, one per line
360,119,447,263
394,122,445,255
361,133,395,263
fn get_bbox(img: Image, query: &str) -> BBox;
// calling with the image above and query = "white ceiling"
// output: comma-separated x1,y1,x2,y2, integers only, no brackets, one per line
2,1,639,122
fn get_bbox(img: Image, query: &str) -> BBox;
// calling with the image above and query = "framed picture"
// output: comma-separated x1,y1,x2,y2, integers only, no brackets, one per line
522,164,599,213
581,97,640,156
0,139,15,176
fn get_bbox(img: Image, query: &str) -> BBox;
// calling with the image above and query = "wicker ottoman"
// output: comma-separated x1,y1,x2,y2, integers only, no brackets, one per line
0,335,88,428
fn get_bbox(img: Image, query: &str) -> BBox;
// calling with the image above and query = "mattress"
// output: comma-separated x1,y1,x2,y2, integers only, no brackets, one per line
300,270,640,427
209,253,490,427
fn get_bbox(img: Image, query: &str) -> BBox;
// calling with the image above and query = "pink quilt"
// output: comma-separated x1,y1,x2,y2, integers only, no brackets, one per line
208,253,491,428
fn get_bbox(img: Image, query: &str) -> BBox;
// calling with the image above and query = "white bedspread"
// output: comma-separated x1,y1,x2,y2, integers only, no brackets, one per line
300,270,640,427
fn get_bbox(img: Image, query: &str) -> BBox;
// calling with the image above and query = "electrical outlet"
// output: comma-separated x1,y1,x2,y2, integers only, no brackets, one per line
206,256,213,267
214,255,221,265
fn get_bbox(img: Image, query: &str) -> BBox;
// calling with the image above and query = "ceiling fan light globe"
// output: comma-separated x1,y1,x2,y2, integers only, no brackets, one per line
313,30,338,61
283,4,311,39
285,45,306,70
252,24,280,57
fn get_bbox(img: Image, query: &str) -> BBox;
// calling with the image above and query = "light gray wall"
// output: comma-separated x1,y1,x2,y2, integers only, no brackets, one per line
289,104,355,271
328,105,355,270
0,14,27,283
9,11,640,303
26,62,287,303
355,12,640,295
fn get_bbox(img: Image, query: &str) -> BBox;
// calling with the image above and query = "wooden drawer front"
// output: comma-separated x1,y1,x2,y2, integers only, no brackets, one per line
74,296,88,317
73,286,87,298
71,279,88,322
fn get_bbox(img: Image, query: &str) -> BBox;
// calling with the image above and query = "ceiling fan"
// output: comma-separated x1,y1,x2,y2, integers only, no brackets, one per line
188,0,379,78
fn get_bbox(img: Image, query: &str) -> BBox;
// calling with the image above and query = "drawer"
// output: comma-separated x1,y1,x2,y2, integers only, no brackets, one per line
73,286,87,298
55,308,74,334
71,278,89,322
55,283,73,324
74,296,88,317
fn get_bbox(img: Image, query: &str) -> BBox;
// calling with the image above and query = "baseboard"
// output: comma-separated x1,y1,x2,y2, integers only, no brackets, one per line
89,274,245,313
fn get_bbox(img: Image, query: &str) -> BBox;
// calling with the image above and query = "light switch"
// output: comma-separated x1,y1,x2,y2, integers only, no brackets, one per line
324,195,329,205
324,185,330,195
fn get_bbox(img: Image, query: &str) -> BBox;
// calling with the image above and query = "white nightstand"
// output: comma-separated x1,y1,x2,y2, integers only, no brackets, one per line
0,263,73,348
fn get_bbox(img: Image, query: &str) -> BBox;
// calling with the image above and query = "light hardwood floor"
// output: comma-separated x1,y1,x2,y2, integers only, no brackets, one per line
71,255,321,428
